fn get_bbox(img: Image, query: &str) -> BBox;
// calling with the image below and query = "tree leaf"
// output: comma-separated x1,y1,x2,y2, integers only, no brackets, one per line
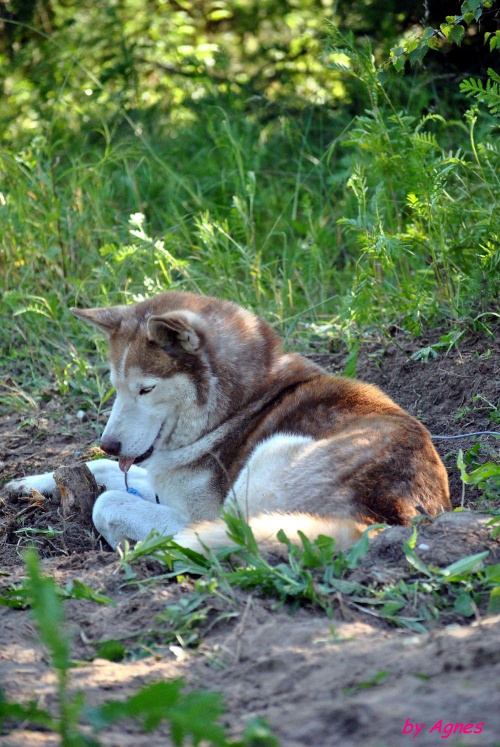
438,551,489,579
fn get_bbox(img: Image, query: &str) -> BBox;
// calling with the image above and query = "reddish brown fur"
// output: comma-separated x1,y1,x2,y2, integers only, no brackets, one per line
78,291,451,527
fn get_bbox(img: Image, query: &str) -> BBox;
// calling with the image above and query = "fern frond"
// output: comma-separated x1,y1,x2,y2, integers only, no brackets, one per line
411,132,440,150
487,68,500,86
460,74,500,116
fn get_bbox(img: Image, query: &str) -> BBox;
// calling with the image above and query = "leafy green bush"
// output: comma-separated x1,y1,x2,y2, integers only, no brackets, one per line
458,444,500,501
389,0,497,69
0,2,498,409
324,23,500,334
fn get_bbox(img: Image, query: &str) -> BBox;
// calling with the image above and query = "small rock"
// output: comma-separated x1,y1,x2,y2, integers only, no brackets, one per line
77,410,85,421
0,461,6,473
418,543,430,551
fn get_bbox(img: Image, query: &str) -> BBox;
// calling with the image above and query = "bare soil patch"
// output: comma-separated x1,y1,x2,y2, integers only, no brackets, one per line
0,326,499,745
310,324,499,508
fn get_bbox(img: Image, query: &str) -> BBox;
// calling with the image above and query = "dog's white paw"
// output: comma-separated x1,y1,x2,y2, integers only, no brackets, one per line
93,490,187,549
5,472,57,496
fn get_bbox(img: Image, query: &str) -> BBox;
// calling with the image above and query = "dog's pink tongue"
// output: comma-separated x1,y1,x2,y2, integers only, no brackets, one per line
118,457,135,473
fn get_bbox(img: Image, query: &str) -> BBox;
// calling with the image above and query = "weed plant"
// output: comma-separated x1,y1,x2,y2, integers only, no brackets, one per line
117,510,500,634
0,9,499,410
0,549,278,746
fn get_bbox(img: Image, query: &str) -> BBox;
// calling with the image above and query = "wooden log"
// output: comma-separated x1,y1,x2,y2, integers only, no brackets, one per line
54,464,99,523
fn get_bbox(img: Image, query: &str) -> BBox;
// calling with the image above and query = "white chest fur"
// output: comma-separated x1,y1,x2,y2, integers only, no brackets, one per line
147,458,219,522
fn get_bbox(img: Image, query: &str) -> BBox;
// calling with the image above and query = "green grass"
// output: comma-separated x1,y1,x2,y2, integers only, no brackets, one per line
0,23,498,412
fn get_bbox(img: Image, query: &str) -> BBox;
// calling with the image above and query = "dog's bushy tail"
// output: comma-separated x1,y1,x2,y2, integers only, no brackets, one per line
174,512,367,555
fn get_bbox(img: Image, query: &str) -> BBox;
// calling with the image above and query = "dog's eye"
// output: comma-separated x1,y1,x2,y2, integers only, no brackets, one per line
139,385,155,396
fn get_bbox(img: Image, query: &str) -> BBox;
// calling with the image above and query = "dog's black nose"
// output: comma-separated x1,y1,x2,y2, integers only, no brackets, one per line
100,438,121,456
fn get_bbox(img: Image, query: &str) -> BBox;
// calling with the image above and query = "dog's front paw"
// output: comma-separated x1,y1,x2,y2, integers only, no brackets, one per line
93,490,187,549
5,471,57,497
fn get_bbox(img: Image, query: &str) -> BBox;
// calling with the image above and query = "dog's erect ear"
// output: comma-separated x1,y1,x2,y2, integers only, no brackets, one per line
147,311,206,355
70,306,124,334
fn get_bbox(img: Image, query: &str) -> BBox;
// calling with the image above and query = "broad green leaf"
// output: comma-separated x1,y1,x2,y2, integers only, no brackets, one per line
96,640,126,662
484,563,500,583
454,592,474,616
381,600,405,616
342,339,359,378
65,580,115,606
241,717,281,746
0,692,56,730
88,680,228,745
468,462,500,484
457,449,470,485
440,24,453,41
297,530,322,568
488,586,500,613
346,524,385,569
403,528,432,577
439,551,489,579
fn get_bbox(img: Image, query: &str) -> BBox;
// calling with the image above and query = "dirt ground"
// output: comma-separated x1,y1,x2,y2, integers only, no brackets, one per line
0,326,499,746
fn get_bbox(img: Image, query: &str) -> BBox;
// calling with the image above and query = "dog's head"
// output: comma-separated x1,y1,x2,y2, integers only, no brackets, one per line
72,292,281,471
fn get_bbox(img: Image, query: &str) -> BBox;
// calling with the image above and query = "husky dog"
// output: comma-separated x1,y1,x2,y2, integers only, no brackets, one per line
7,292,451,552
